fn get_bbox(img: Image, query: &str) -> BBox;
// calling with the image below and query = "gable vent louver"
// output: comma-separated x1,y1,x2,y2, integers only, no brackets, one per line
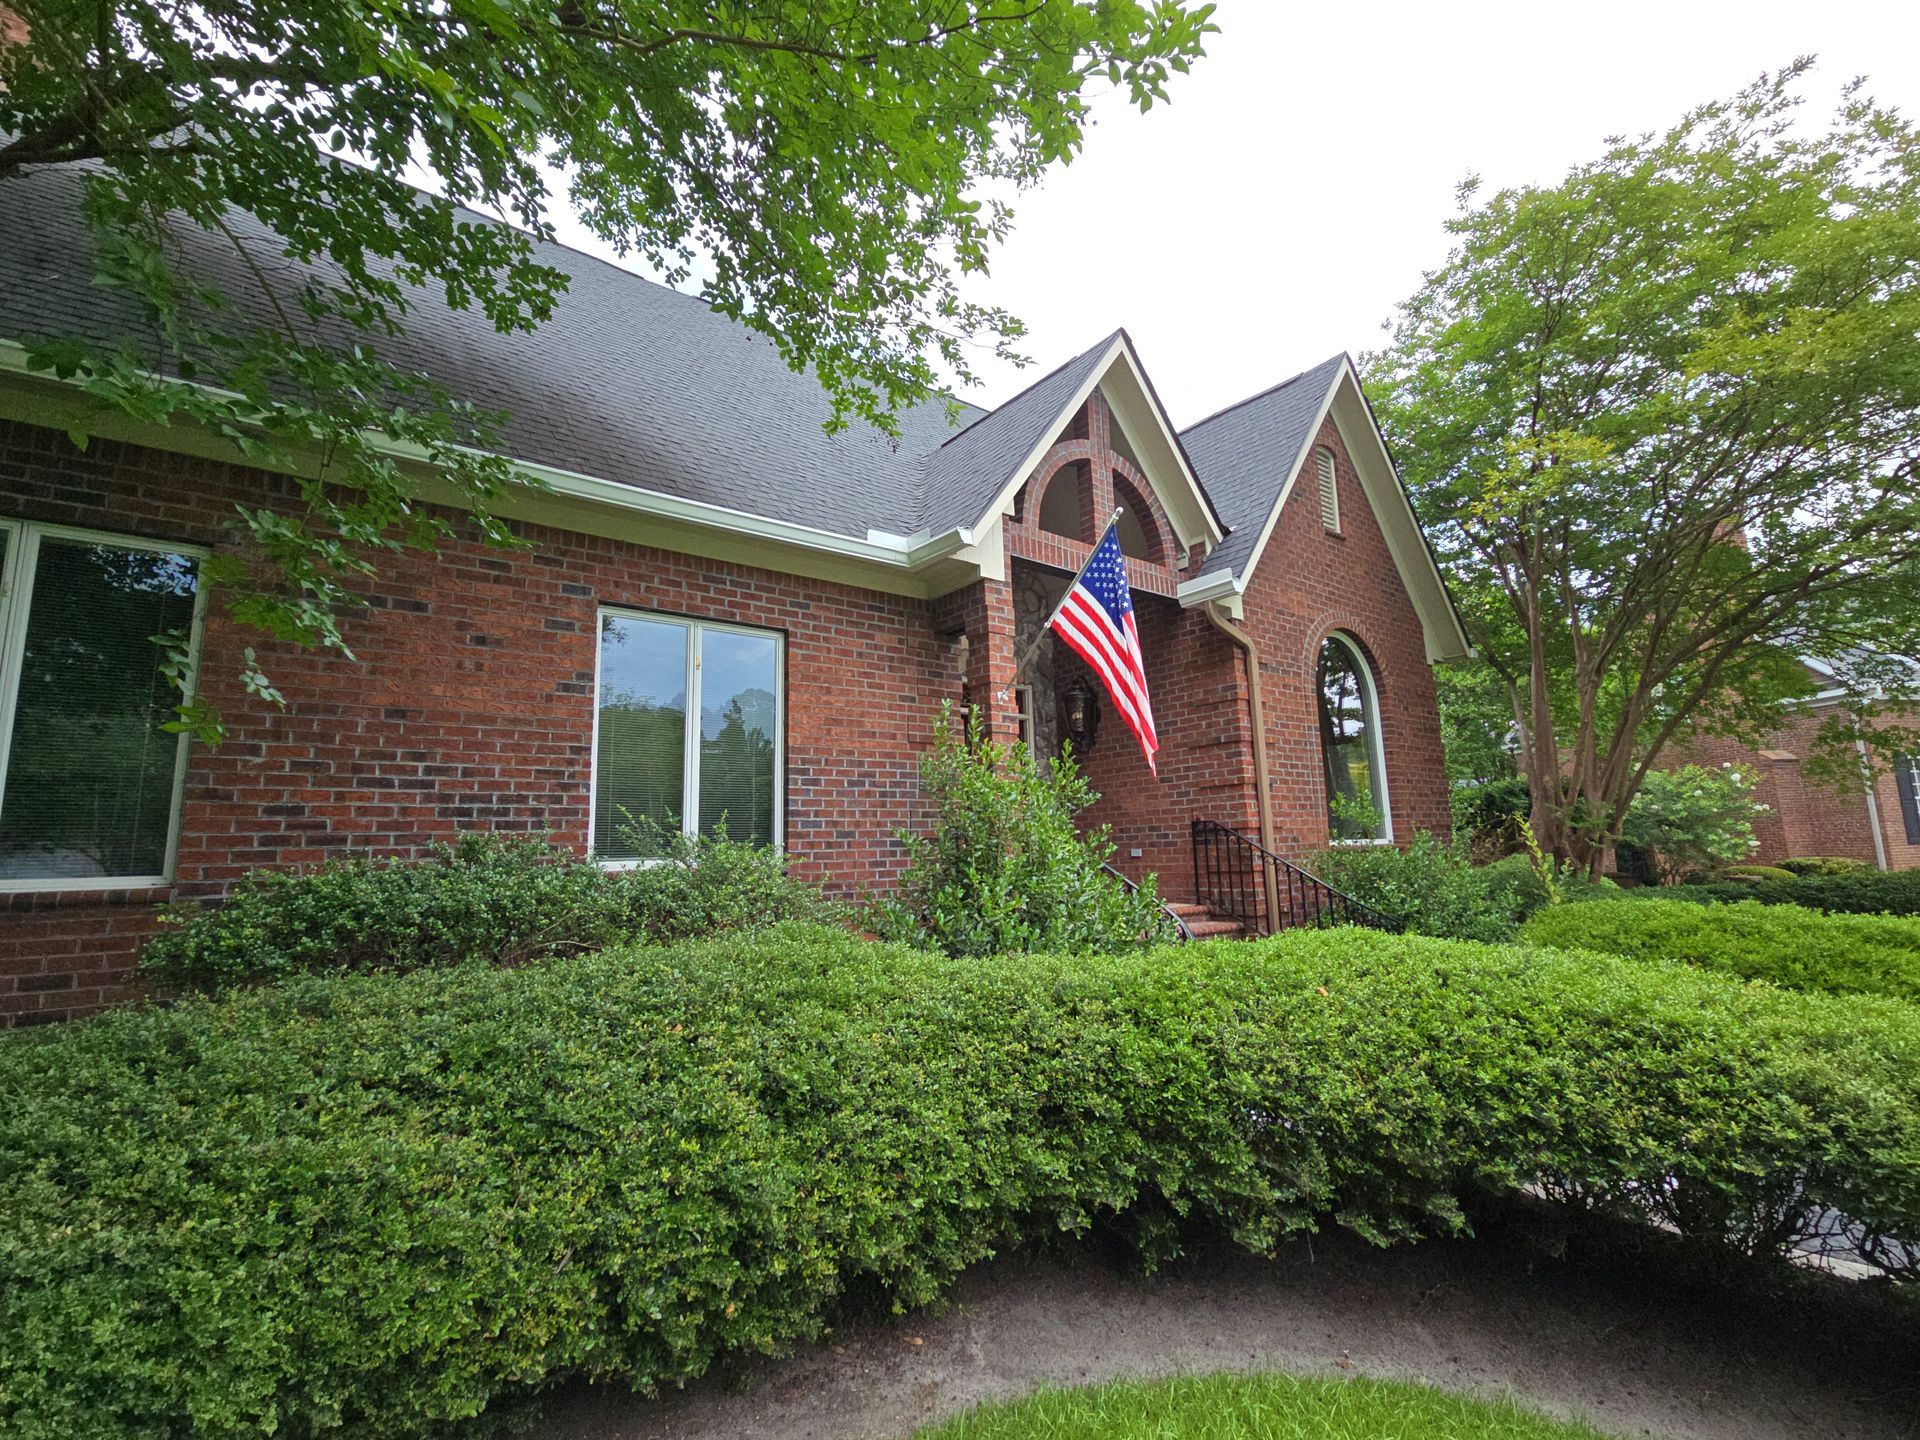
1315,448,1340,532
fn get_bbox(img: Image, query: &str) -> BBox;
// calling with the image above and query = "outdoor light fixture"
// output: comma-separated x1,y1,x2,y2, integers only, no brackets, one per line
1062,675,1102,755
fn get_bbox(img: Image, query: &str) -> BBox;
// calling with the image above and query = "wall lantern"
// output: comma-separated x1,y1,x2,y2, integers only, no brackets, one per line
1062,675,1102,756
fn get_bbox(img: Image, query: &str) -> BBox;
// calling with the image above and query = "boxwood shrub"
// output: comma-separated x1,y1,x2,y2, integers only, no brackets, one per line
4,925,1918,1437
1780,856,1871,877
1521,897,1920,1003
1659,867,1920,916
139,830,833,988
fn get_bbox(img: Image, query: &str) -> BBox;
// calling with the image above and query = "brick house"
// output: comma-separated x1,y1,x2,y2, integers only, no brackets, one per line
1679,658,1920,873
0,170,1468,1023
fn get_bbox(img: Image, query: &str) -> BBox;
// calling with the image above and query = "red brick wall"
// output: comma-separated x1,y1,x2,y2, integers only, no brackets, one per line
1867,709,1920,871
995,390,1259,902
1237,416,1451,854
0,420,959,1023
1679,705,1920,871
991,396,1450,898
1,396,1458,1022
1073,598,1259,898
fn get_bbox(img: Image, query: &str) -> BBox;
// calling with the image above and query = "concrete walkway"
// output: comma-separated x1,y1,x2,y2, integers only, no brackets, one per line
537,1227,1918,1440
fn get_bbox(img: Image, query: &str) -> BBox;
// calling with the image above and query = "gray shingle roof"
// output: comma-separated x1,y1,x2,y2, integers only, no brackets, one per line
0,165,1351,573
920,331,1118,535
1178,354,1348,580
0,164,977,542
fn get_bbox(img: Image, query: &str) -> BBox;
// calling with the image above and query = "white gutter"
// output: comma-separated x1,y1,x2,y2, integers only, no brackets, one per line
1176,569,1245,611
0,339,983,574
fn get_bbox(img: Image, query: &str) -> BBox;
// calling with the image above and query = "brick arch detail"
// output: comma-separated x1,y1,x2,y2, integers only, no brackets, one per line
1108,457,1175,566
1028,444,1099,541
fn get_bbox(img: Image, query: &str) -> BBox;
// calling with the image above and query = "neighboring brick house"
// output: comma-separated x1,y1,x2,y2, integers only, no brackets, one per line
0,169,1469,1023
1680,658,1920,873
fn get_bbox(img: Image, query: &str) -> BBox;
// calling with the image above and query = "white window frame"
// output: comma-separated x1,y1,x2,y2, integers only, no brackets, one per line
589,606,786,866
0,518,210,893
1321,631,1393,847
1315,447,1341,533
1014,683,1035,748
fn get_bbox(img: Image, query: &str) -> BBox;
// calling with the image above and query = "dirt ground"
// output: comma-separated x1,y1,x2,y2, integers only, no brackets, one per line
537,1224,1919,1440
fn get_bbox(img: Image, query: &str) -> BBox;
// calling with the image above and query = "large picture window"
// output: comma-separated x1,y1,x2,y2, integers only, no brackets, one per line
0,521,206,889
1317,632,1391,843
593,609,783,859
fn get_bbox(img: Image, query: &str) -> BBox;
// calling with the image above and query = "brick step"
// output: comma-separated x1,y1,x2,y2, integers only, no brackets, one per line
1181,918,1246,940
1163,901,1212,919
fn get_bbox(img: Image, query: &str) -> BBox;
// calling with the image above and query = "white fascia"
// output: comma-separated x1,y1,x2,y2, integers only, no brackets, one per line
0,339,992,577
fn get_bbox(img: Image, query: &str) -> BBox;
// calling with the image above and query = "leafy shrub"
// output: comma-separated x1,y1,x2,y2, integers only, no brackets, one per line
1782,856,1871,877
1618,764,1768,883
1705,863,1799,882
1659,867,1920,916
1481,851,1617,922
873,708,1168,956
141,829,831,987
5,924,1918,1437
1449,773,1532,849
1311,831,1512,941
619,822,838,940
1521,897,1920,1003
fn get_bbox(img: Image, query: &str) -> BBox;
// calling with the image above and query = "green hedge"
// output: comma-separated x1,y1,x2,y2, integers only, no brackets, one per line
1663,867,1920,916
1521,897,1920,1003
4,925,1919,1437
1780,856,1871,877
140,831,833,988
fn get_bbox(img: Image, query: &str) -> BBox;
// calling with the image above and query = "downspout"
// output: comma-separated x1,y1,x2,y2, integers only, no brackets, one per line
1857,735,1891,872
1204,603,1276,859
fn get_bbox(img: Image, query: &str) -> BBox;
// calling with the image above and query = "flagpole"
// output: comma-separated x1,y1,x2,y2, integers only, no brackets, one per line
1000,508,1124,699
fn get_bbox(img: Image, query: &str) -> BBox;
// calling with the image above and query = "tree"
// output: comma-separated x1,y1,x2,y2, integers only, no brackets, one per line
0,1,1216,736
1367,62,1920,873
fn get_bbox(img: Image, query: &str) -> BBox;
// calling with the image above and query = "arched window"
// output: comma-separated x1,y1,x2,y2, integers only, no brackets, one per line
1317,634,1390,841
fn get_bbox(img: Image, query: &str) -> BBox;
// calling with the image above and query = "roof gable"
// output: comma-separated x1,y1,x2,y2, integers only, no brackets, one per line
924,329,1224,552
1180,354,1348,583
1178,357,1470,662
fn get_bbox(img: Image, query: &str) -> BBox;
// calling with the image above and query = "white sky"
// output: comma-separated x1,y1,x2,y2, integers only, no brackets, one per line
552,0,1920,430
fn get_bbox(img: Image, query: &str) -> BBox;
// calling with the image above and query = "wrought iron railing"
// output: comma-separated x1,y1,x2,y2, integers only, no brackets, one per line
1101,861,1197,943
1190,819,1399,936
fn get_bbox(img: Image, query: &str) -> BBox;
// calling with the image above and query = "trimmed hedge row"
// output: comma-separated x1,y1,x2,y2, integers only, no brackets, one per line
4,925,1919,1437
139,831,833,987
1523,897,1920,1003
1665,867,1920,916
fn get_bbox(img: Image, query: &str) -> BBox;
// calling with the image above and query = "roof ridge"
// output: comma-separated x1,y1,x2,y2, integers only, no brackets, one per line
1180,352,1348,436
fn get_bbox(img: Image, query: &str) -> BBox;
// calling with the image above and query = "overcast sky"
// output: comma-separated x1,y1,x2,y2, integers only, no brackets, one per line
552,0,1920,430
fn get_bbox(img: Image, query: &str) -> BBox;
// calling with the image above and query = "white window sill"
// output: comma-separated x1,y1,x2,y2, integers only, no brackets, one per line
0,874,172,894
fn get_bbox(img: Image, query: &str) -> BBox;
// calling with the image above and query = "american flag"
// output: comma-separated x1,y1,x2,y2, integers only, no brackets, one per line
1049,521,1159,773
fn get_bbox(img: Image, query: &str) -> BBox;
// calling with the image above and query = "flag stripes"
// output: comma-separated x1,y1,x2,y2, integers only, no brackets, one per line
1047,521,1159,773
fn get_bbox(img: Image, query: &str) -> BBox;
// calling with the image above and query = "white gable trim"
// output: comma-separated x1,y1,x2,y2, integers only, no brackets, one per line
1222,365,1345,599
1183,358,1471,663
969,334,1225,557
1328,378,1471,661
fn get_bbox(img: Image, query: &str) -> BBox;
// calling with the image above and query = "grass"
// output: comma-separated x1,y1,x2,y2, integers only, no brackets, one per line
911,1373,1611,1439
